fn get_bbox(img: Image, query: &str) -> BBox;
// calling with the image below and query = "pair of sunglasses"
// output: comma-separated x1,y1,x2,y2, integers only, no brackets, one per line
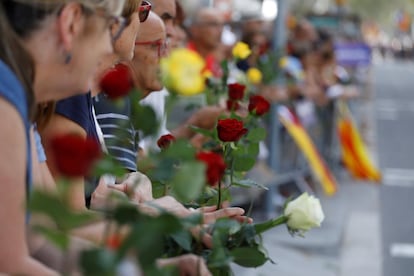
139,0,152,23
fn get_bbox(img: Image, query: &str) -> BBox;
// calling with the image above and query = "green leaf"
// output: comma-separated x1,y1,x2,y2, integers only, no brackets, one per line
207,246,232,268
162,139,196,161
171,162,205,202
80,248,117,276
130,103,159,137
120,214,183,267
147,158,176,182
232,179,269,190
247,142,260,157
213,219,242,236
230,246,268,267
180,212,203,227
246,127,267,142
229,224,257,248
32,225,70,251
93,155,127,177
170,231,193,251
233,156,256,172
113,204,141,225
151,181,167,199
188,126,215,138
208,266,233,276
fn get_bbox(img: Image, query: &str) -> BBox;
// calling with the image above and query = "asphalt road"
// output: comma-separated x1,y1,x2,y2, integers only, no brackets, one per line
375,60,414,276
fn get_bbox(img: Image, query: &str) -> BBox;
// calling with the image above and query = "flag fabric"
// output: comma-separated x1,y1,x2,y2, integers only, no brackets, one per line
337,102,381,182
278,106,338,196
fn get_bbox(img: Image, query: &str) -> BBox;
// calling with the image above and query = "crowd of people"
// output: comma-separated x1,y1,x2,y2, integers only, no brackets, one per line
0,0,358,275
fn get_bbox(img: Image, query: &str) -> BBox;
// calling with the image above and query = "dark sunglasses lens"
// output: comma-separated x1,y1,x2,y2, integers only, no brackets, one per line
138,1,151,22
139,9,149,22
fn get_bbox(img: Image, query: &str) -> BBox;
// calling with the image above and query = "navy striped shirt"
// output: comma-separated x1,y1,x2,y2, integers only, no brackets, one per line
94,94,138,172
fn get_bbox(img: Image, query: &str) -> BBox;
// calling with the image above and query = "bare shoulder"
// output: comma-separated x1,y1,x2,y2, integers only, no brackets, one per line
41,113,87,138
0,97,26,183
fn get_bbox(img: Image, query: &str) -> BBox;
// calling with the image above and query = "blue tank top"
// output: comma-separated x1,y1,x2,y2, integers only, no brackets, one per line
0,59,32,200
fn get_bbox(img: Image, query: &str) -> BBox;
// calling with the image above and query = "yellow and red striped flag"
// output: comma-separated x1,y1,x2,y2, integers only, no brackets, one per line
278,106,338,196
337,103,381,182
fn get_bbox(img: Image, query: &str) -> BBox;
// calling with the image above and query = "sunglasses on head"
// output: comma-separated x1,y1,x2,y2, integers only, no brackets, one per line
139,0,152,23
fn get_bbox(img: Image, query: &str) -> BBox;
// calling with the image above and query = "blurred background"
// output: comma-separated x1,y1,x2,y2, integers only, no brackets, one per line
177,0,414,275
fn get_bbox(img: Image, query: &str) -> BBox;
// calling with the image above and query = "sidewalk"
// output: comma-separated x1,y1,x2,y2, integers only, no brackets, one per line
232,174,382,276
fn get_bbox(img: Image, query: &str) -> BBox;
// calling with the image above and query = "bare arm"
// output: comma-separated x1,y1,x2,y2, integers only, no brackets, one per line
0,99,57,275
40,114,88,211
170,106,226,139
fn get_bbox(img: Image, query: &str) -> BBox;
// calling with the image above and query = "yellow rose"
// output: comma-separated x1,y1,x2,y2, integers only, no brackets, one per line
279,56,288,68
161,48,206,96
246,68,263,84
232,42,252,60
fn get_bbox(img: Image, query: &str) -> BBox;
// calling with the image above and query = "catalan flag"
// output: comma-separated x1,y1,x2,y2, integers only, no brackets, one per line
278,106,337,196
337,102,381,182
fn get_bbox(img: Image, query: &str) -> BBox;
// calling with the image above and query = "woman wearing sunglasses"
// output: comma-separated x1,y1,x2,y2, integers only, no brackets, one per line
0,0,126,274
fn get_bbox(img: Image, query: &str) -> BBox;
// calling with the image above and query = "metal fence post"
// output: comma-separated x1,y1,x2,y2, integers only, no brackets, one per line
265,0,288,218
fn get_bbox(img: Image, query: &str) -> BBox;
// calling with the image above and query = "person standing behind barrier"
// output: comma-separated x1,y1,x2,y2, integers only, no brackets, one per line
0,0,125,274
187,7,225,78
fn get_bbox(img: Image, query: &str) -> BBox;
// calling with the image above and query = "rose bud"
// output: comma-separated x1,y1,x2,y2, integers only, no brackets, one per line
248,95,270,116
216,118,248,142
196,151,226,186
226,100,240,111
157,134,176,150
228,83,246,100
99,63,133,100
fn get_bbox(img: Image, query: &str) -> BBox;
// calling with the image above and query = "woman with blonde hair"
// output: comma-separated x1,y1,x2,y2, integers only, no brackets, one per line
0,0,125,274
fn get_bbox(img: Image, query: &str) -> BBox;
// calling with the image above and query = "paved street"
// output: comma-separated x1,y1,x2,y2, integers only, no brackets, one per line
375,60,414,276
233,58,414,275
232,58,414,276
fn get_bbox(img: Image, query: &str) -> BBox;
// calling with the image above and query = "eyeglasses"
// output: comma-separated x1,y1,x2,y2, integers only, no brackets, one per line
196,21,224,28
135,39,168,57
138,0,152,22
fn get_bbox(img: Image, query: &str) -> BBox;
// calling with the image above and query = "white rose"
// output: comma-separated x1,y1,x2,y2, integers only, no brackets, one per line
284,192,324,232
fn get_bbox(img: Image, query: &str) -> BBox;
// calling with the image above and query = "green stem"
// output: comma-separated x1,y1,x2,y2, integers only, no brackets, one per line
253,215,289,235
163,183,168,197
101,193,113,248
216,180,222,210
229,155,234,189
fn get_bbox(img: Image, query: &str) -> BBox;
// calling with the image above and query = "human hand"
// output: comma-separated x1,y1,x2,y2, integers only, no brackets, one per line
108,172,154,203
172,106,227,139
90,177,127,210
157,254,212,276
198,205,253,224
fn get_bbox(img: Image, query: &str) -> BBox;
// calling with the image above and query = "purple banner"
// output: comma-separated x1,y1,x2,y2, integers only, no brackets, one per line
334,42,372,67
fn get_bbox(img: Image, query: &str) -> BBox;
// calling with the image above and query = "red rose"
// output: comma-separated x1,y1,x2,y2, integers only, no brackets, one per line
216,118,248,142
157,134,176,149
50,134,101,177
248,95,270,116
227,83,246,100
99,63,133,100
196,151,226,186
226,100,240,111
